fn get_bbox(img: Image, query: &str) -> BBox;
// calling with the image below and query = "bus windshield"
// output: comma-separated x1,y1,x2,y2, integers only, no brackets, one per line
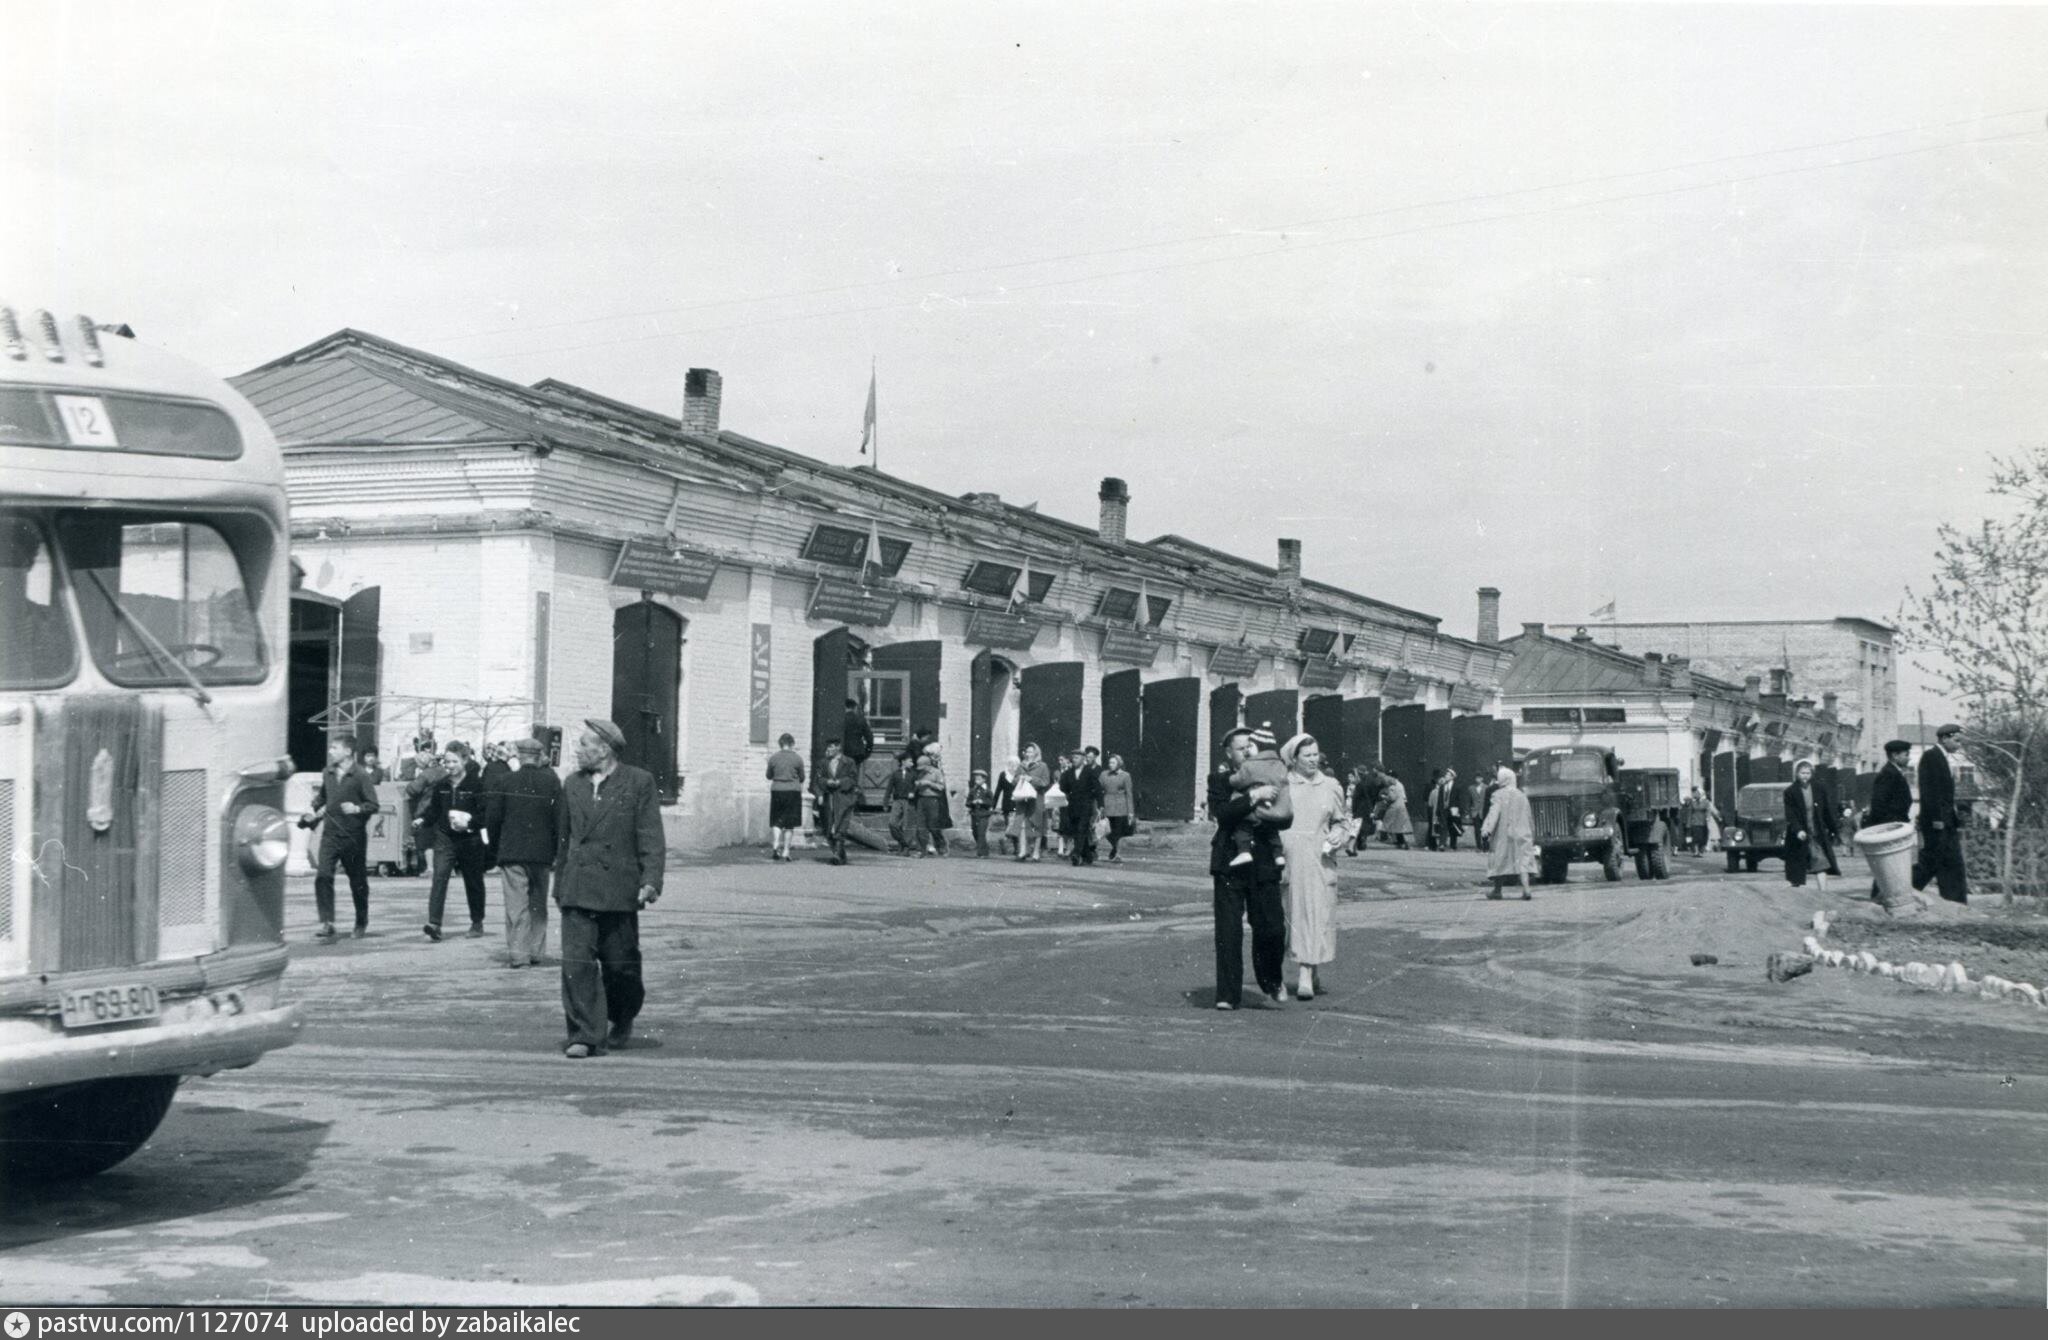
58,512,268,686
0,513,78,688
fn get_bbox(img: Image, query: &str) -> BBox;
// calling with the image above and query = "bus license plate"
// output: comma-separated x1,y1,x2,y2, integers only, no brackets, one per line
60,983,162,1030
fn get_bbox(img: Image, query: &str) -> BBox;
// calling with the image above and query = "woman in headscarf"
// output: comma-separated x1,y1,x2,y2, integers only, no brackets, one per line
1480,764,1535,900
1098,753,1135,863
914,742,949,858
1375,769,1413,848
1782,759,1841,893
1011,743,1052,862
1277,733,1352,1000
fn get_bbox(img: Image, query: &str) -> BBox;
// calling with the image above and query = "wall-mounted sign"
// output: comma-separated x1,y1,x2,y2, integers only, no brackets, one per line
1101,626,1162,667
1449,683,1487,712
809,576,898,627
749,624,772,744
1380,668,1419,701
1297,656,1346,690
967,607,1042,650
1209,644,1261,679
611,538,718,599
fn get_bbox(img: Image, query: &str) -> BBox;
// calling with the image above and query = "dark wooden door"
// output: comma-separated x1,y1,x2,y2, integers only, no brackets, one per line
1100,669,1142,770
1380,703,1427,825
1243,689,1299,744
337,585,380,754
1018,662,1084,760
1137,677,1200,820
970,650,997,780
1489,718,1515,777
811,627,852,772
611,600,682,799
1452,714,1492,789
1713,751,1738,809
1208,684,1242,768
1342,697,1381,773
1302,694,1345,777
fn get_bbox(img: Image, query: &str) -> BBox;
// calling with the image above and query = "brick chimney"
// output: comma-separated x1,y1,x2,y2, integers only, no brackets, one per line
1744,674,1763,701
1642,651,1665,685
1822,690,1839,718
1768,667,1790,697
1097,477,1129,545
682,368,722,434
1477,587,1501,645
1277,539,1303,594
1521,621,1545,639
1669,656,1693,690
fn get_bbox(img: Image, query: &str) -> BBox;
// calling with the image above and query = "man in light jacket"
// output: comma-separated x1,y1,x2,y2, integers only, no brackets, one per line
553,719,667,1058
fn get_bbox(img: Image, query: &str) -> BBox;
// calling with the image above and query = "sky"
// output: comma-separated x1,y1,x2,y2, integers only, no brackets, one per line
7,2,2045,720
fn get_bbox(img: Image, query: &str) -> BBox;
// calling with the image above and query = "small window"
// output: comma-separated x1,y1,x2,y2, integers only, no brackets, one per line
1096,587,1167,625
1582,707,1627,724
962,561,1020,598
1023,570,1054,603
1522,707,1580,725
801,524,909,575
849,670,910,744
1300,628,1338,656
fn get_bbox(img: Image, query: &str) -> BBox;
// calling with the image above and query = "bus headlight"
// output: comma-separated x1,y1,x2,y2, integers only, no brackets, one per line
234,805,291,873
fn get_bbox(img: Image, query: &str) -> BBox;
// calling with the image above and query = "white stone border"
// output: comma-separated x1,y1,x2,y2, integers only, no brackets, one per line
1791,916,2047,1008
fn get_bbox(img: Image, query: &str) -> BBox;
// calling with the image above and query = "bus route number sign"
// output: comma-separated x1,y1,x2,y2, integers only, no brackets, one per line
53,394,121,447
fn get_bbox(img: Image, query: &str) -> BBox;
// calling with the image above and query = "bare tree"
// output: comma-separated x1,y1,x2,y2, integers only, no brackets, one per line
1899,446,2048,899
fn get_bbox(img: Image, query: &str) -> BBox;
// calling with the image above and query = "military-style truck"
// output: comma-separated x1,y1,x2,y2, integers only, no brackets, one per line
1722,782,1789,872
1522,746,1679,883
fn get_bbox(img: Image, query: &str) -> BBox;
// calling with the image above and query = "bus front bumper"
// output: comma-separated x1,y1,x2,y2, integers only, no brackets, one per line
0,1002,305,1095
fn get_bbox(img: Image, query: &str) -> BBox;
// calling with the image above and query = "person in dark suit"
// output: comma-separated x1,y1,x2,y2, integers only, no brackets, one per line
1209,728,1293,1010
1915,724,1971,903
1063,746,1104,866
841,698,874,766
813,739,859,864
554,719,667,1057
486,736,562,968
1867,740,1915,827
1782,760,1841,892
304,736,380,941
419,741,490,940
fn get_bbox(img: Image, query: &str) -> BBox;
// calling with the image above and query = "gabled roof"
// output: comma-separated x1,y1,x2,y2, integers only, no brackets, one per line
1496,631,1676,696
233,347,511,445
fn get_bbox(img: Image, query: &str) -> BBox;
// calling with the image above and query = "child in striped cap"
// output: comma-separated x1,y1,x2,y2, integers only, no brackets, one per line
1225,725,1293,868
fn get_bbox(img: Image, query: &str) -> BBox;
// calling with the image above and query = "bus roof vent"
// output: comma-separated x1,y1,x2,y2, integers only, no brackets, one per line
0,306,24,361
34,310,65,363
76,315,105,367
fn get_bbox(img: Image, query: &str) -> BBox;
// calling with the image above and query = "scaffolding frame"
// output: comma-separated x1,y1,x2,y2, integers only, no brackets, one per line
309,694,541,752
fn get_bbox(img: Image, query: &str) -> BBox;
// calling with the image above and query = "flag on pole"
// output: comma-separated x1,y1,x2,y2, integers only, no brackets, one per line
1011,552,1031,611
859,360,877,459
1136,576,1150,629
1589,599,1616,620
864,515,884,585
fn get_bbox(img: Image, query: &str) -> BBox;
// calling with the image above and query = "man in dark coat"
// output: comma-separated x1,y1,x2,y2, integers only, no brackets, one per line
1914,724,1971,903
813,738,859,864
842,698,874,765
486,736,562,968
554,719,667,1057
1867,740,1915,827
1063,746,1104,866
479,744,514,864
419,740,490,940
1209,727,1293,1010
304,736,380,941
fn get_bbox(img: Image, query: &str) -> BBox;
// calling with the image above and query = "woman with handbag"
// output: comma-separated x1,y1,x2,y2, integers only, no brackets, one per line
1011,743,1053,862
1099,754,1136,862
993,756,1020,855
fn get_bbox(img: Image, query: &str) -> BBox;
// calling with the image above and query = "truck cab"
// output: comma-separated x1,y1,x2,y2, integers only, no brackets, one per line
1522,745,1626,883
1723,782,1788,872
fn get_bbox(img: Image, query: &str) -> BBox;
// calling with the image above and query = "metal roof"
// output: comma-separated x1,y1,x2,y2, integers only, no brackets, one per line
1496,632,1672,695
233,349,510,445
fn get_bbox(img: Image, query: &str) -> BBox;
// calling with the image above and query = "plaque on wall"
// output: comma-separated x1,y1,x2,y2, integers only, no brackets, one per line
1297,656,1346,690
609,538,718,598
1209,644,1261,679
1100,626,1161,667
1449,682,1487,712
1380,668,1419,701
967,607,1042,650
809,576,898,626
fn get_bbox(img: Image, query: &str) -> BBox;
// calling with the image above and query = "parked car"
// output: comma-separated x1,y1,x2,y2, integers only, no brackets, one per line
1723,783,1788,872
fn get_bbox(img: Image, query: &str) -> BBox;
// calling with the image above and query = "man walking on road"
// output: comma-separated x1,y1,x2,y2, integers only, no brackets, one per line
1914,724,1971,903
1210,727,1292,1010
419,740,490,940
305,736,380,941
487,736,562,967
814,738,859,864
554,719,667,1057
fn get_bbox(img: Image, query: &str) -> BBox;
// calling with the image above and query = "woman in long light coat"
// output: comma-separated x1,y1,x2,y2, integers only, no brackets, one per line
1481,765,1534,899
1278,734,1352,1000
1376,771,1413,847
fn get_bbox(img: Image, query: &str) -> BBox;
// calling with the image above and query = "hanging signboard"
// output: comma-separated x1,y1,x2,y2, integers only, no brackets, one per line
1380,668,1420,701
1100,626,1162,668
610,539,718,599
1209,644,1261,679
1449,682,1487,712
1297,656,1346,690
809,576,898,627
966,607,1042,650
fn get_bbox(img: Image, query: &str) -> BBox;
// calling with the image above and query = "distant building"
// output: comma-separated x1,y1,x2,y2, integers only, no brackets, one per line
1575,618,1897,769
235,330,1514,849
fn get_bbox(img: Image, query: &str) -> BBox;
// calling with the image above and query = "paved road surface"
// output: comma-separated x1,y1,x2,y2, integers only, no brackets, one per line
5,842,2043,1306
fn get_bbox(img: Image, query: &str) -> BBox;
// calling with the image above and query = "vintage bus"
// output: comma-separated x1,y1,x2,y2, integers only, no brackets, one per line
0,305,303,1181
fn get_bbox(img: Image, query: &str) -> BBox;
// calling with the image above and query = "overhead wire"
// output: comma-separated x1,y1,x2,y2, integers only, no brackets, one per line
422,104,2047,351
473,122,2043,363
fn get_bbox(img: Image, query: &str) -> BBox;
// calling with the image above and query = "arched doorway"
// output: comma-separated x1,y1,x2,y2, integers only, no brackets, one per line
612,599,684,800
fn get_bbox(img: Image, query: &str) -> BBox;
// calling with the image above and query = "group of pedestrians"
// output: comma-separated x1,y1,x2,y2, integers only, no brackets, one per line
305,719,666,1060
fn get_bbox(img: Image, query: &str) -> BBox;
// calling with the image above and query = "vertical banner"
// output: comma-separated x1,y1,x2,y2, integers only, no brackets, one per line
533,591,551,720
749,623,773,744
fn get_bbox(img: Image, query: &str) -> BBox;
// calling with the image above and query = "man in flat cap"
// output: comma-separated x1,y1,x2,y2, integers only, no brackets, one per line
1914,724,1970,903
553,719,667,1057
